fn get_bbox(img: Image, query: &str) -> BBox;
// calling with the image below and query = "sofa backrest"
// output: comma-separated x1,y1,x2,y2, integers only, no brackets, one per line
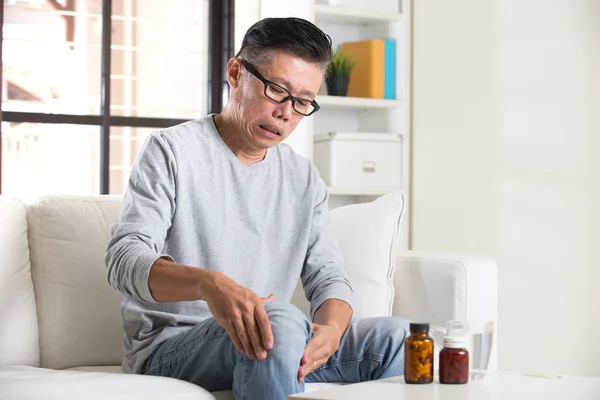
0,197,39,367
27,196,123,369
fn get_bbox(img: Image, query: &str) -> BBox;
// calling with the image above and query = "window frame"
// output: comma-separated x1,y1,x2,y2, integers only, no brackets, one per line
0,0,235,194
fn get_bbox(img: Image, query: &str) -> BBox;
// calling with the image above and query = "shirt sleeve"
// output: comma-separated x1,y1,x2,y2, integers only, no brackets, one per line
301,167,355,321
104,131,177,303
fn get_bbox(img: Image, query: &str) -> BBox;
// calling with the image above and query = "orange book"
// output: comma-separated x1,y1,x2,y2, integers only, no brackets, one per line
341,39,386,99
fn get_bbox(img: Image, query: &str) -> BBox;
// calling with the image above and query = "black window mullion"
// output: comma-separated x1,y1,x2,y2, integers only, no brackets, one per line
109,116,189,128
2,112,102,126
1,112,188,129
208,0,234,114
100,0,112,194
208,0,224,114
223,0,234,105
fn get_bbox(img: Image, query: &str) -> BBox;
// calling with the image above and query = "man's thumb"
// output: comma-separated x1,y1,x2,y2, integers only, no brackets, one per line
262,293,276,302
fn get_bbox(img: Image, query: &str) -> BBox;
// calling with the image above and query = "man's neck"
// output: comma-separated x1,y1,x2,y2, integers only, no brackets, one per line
213,112,267,166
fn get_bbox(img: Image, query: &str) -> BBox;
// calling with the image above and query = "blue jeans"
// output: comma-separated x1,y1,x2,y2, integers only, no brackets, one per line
141,301,410,400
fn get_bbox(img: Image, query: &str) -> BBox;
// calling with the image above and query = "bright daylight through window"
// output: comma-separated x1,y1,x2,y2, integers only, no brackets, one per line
0,0,226,198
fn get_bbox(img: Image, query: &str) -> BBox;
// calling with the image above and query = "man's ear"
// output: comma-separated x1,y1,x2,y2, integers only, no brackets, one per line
226,58,242,88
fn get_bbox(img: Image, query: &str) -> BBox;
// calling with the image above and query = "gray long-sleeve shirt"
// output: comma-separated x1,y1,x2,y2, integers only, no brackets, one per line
105,115,355,374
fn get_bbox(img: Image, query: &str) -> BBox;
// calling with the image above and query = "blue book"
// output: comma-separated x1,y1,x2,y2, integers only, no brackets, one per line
384,39,396,99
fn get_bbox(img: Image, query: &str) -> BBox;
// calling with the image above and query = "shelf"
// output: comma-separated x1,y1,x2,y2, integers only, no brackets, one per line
314,4,402,25
327,186,401,196
316,95,402,110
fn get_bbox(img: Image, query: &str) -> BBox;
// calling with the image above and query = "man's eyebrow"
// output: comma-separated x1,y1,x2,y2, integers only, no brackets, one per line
272,76,316,99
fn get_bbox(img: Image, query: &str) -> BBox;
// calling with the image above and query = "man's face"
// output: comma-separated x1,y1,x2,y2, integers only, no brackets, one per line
230,52,323,150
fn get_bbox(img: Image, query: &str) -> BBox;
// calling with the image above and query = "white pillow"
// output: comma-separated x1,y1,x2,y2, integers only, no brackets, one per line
330,191,405,318
290,191,405,319
27,196,124,369
0,197,39,367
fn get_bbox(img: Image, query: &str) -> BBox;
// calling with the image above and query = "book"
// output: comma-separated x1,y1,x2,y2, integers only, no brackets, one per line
341,39,385,99
384,39,396,99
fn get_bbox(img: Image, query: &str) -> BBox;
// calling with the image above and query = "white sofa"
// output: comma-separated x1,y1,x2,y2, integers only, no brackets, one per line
0,194,498,400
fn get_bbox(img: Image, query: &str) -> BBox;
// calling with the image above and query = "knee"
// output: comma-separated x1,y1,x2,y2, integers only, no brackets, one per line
259,301,310,367
367,317,411,379
380,317,411,349
237,302,309,395
379,316,411,339
263,301,311,343
361,316,411,354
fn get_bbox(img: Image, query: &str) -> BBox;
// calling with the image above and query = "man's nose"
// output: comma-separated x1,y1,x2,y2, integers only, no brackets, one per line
273,99,293,122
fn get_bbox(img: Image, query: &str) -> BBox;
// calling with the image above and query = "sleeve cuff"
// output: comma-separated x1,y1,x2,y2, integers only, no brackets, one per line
133,252,176,303
309,284,355,322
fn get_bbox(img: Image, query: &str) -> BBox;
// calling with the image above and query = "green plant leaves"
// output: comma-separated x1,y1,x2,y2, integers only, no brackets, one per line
326,49,356,78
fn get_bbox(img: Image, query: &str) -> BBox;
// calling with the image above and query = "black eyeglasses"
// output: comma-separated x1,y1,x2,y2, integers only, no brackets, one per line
238,59,320,116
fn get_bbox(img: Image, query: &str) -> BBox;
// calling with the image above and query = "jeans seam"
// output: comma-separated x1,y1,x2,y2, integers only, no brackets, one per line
319,354,383,371
145,353,189,374
243,356,249,400
309,354,384,381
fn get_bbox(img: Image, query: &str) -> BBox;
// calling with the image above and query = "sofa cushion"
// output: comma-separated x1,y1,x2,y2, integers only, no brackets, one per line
0,365,214,400
64,366,344,400
330,192,405,317
27,196,123,369
290,191,405,319
0,196,39,366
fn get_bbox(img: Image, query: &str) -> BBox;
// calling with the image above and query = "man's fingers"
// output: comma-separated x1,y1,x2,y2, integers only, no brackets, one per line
224,323,244,354
300,327,317,365
310,358,326,371
301,335,326,366
261,293,276,302
298,357,327,382
300,349,310,366
301,344,328,370
234,319,256,359
254,303,274,350
243,312,266,360
298,332,332,381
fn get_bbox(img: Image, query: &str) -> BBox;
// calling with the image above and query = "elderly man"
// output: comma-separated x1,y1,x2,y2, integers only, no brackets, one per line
105,17,409,399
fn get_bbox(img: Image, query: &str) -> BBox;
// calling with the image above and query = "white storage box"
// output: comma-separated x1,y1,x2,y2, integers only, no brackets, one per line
313,132,402,189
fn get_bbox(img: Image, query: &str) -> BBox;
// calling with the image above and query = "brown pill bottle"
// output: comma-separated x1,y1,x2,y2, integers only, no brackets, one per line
404,322,434,384
439,336,469,384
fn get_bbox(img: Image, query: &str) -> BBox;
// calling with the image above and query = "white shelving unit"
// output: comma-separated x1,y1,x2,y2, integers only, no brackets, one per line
310,0,412,251
316,95,402,110
240,0,412,251
326,186,401,196
313,4,402,24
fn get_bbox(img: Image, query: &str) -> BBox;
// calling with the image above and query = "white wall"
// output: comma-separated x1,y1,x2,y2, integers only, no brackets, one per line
412,0,600,377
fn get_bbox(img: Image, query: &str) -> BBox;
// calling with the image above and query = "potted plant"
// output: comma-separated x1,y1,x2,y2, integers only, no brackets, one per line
325,49,356,96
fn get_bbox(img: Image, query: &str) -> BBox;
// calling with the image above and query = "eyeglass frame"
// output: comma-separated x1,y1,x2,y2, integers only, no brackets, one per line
237,58,320,116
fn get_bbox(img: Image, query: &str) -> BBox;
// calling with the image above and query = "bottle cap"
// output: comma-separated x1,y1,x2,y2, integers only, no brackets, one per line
443,335,467,348
409,322,430,332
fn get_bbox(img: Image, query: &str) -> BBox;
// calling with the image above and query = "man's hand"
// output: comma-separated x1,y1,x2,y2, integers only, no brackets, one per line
297,323,343,382
204,272,276,360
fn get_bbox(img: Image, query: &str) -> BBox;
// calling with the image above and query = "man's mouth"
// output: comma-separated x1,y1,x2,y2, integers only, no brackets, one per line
259,125,281,136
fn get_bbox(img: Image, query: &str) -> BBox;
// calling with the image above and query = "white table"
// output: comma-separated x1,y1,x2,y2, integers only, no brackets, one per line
288,371,600,400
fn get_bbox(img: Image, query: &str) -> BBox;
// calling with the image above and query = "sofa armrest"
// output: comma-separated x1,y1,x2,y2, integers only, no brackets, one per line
392,251,498,369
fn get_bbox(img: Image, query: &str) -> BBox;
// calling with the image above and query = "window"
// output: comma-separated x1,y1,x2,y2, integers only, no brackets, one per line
0,0,234,197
